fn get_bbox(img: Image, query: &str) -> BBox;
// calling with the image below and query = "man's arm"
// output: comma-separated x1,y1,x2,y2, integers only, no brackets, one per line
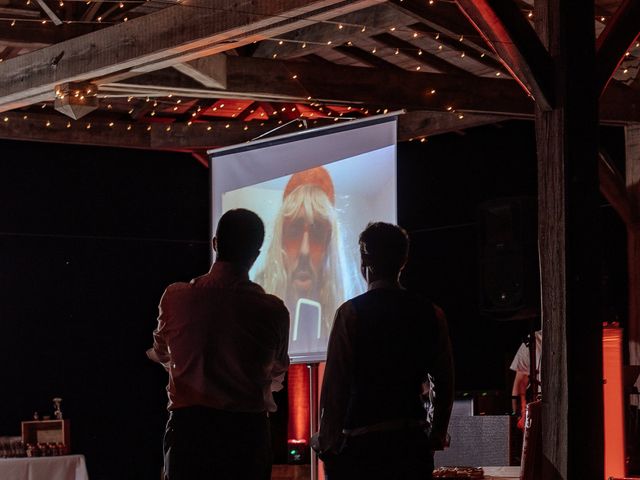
316,302,356,456
429,305,454,450
512,371,529,407
146,288,172,371
271,303,291,392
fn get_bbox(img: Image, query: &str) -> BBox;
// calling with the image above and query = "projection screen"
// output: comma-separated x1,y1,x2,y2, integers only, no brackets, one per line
208,113,398,363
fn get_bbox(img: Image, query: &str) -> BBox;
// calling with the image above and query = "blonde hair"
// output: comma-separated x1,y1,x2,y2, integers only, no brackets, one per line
256,184,344,336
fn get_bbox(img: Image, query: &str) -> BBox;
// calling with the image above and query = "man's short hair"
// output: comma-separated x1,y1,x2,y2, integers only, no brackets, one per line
359,222,409,275
216,209,265,263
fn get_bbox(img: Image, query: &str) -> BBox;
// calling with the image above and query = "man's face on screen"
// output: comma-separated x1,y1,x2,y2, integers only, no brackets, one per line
282,207,331,299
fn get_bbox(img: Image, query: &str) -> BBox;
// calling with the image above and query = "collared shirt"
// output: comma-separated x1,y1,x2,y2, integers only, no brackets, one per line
510,330,542,389
317,280,454,453
148,261,290,412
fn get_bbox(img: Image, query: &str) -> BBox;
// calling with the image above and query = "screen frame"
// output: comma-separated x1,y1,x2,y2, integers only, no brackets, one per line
208,112,401,363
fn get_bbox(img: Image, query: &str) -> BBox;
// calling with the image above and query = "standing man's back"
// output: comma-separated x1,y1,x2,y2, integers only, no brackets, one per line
148,209,289,480
316,222,454,480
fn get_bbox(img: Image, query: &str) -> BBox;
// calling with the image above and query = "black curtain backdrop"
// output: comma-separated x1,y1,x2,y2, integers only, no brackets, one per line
0,120,627,479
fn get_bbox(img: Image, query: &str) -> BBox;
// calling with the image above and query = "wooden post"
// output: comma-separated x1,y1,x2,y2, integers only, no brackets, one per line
534,1,604,478
626,125,640,404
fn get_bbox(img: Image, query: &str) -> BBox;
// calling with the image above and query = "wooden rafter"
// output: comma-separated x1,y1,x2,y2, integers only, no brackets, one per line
34,0,62,26
456,0,554,110
0,0,384,112
235,101,260,121
397,110,508,140
252,3,409,59
595,0,640,95
388,0,492,53
334,44,404,69
0,109,513,150
98,56,640,124
371,32,473,76
408,22,507,75
598,149,640,228
0,22,105,49
81,0,103,22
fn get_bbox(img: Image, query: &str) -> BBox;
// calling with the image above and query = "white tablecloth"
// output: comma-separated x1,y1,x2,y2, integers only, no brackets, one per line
0,454,89,480
483,466,520,479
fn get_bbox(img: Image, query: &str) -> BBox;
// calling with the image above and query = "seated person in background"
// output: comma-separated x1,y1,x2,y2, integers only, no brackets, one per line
315,222,454,480
510,330,542,429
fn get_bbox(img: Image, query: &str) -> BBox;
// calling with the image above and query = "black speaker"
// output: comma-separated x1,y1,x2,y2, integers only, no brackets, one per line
478,197,539,315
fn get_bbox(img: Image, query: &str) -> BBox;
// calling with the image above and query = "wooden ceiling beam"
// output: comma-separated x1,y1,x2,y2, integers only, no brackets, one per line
0,22,105,49
398,110,508,140
252,3,411,59
81,0,103,21
99,55,640,123
235,101,260,121
456,0,554,110
0,0,384,112
595,0,640,95
34,0,63,26
0,47,22,61
173,56,227,89
371,32,473,76
334,44,404,69
408,22,507,75
388,0,490,52
0,109,513,150
598,149,640,227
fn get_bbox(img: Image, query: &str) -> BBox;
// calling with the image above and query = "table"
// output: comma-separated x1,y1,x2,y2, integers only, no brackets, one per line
0,454,89,480
483,466,520,479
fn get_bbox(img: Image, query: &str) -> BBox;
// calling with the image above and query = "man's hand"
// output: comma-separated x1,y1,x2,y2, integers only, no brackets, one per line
428,431,450,451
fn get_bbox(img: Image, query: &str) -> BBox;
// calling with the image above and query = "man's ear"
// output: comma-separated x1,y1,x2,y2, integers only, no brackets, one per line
212,236,218,253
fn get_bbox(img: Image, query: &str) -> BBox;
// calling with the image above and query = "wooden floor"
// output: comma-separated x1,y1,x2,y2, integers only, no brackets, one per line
271,465,310,480
271,465,523,480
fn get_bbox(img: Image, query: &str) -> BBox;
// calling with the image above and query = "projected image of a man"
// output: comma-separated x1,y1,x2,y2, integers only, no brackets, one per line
256,167,344,352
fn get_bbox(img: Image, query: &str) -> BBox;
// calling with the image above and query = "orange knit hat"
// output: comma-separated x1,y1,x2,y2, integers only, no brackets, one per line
283,166,335,205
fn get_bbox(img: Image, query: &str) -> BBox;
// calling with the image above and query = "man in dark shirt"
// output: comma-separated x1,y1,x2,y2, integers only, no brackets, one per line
148,209,290,480
316,222,454,480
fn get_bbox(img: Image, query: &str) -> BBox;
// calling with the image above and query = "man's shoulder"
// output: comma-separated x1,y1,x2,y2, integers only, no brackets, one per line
355,288,435,305
244,283,288,314
163,281,192,295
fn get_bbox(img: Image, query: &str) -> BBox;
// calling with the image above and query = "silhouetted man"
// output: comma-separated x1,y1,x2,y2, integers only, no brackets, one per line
148,209,290,480
316,222,454,480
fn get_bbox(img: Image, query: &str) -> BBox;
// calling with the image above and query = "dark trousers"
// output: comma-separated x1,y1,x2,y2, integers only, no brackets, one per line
163,406,272,480
323,429,434,480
